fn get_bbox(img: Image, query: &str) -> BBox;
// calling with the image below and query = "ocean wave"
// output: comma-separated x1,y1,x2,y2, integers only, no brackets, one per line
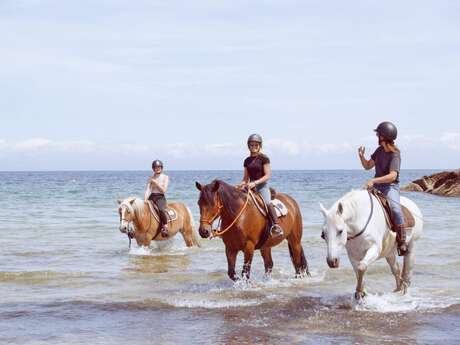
350,287,460,313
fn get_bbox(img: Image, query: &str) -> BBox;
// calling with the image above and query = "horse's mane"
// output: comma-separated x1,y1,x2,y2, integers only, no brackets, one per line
121,197,145,221
200,180,246,215
333,189,368,219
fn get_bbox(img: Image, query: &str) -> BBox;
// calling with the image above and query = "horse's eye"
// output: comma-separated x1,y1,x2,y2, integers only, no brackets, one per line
338,230,343,235
321,232,325,240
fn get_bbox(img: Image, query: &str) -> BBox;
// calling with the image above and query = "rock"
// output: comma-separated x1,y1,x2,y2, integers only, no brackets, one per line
402,170,460,197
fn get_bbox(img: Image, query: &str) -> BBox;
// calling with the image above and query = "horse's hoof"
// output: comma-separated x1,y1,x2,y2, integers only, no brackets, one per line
354,290,367,300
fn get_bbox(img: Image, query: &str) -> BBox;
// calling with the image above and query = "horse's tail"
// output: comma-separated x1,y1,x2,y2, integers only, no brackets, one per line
186,206,201,248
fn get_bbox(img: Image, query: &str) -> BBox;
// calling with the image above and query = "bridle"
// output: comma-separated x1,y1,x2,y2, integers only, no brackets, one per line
199,189,251,238
347,189,374,240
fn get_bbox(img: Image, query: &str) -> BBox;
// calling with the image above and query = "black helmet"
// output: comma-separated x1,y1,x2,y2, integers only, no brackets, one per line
247,133,263,146
152,160,163,169
374,121,397,141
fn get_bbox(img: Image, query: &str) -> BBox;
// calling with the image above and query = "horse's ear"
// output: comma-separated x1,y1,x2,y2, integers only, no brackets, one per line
195,182,202,191
117,199,122,205
319,203,328,217
129,199,135,205
337,202,343,215
212,180,220,193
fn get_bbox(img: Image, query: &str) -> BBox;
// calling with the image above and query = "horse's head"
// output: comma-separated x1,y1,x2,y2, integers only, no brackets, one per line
319,202,348,268
195,180,222,238
117,198,137,236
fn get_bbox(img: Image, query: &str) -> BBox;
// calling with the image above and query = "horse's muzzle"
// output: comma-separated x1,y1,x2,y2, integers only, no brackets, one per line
199,224,211,238
327,257,340,268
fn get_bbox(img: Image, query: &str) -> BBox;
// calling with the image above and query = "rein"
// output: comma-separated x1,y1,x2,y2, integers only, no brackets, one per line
200,189,251,238
347,189,374,240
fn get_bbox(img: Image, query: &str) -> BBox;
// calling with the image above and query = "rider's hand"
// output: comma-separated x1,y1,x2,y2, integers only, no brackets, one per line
365,179,374,189
358,146,366,158
236,182,246,189
248,182,256,189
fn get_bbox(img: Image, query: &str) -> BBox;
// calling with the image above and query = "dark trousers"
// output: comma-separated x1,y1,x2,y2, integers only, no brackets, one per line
149,193,168,226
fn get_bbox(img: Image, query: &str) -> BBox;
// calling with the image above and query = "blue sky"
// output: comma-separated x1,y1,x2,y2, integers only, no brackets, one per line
1,0,459,170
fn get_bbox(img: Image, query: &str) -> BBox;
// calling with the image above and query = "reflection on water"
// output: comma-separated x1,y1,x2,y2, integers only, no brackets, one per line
0,170,460,344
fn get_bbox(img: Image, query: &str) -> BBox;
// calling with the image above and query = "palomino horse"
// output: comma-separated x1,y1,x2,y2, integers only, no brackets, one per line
118,197,200,248
195,180,309,281
320,189,423,300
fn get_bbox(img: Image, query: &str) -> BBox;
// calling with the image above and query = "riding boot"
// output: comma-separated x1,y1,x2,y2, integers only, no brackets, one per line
394,224,408,256
267,204,283,237
160,211,169,238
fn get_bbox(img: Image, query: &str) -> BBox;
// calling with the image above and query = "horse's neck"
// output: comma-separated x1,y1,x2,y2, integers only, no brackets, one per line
133,202,153,232
220,189,245,222
343,192,372,236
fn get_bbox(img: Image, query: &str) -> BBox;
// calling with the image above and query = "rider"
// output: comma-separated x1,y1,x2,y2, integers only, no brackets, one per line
238,134,283,237
144,160,170,237
358,121,408,256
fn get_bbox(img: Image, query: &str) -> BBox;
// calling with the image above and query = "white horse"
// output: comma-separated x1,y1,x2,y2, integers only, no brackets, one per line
320,189,423,300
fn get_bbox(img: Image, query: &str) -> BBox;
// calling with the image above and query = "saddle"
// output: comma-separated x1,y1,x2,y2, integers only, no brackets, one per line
251,191,289,218
370,189,415,230
146,200,178,224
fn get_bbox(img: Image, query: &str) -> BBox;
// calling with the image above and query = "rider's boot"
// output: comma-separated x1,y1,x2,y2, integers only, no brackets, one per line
395,224,408,256
267,204,283,238
160,222,169,238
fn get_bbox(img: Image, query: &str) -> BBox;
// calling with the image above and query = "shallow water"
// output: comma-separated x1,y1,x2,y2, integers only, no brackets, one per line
1,170,459,344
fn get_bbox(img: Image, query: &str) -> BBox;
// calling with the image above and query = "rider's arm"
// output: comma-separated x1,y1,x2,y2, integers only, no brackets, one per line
144,180,151,201
254,163,271,186
156,175,169,194
359,146,375,170
370,171,398,185
360,155,375,170
238,168,249,186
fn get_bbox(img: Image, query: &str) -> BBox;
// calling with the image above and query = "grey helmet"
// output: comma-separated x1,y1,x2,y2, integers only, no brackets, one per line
374,121,398,141
247,133,263,147
152,160,163,169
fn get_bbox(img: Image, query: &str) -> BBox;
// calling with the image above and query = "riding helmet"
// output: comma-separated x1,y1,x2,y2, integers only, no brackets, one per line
247,133,263,146
152,160,163,169
374,121,398,141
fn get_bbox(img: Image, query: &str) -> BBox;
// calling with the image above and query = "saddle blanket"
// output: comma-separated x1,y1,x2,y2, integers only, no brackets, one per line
147,201,178,223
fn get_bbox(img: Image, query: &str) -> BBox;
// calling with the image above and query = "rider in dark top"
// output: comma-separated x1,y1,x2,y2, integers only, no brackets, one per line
238,134,283,237
358,121,408,256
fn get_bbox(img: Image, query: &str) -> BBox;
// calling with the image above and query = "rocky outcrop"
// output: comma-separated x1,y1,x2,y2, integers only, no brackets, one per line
402,170,460,197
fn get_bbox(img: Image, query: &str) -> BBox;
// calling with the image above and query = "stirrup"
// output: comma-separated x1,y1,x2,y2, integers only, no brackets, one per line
397,242,408,256
160,226,169,238
270,224,283,238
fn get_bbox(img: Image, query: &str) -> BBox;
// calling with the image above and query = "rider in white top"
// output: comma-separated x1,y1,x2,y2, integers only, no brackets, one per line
144,160,170,237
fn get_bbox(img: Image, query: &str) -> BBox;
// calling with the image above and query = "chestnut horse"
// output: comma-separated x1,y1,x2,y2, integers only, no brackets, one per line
117,197,200,248
195,180,309,281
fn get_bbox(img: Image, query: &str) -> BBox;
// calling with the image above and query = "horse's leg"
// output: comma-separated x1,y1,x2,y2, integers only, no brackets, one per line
386,253,402,292
260,247,273,277
400,240,416,294
287,236,305,277
242,241,255,280
225,247,239,281
355,245,379,299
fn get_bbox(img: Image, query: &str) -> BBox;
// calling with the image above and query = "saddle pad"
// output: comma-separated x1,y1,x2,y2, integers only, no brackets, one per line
271,199,288,218
147,201,178,223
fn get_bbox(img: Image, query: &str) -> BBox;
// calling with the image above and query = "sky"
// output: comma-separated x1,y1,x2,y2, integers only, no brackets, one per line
1,0,459,171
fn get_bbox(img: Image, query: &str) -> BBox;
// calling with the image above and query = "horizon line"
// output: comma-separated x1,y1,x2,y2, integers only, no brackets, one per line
0,168,454,173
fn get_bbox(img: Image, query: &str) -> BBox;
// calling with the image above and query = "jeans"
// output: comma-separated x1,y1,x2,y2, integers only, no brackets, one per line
256,183,271,205
374,184,404,226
